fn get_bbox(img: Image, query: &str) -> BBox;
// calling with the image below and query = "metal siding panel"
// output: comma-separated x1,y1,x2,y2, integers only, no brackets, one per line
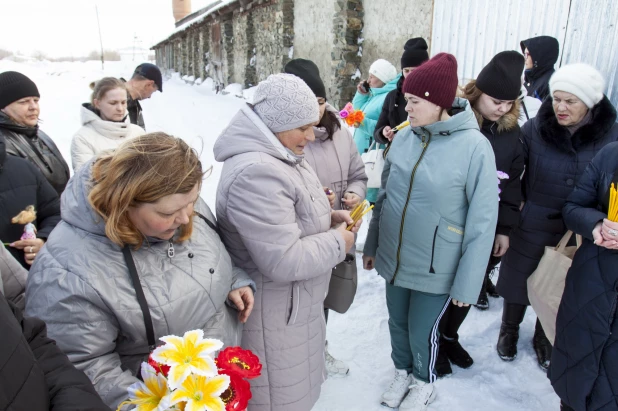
562,0,618,106
431,0,570,84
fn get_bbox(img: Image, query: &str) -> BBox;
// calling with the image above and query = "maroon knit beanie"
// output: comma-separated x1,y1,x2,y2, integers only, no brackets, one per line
402,53,459,109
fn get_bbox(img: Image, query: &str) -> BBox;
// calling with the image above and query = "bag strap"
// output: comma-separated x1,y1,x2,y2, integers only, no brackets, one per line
555,230,583,252
194,211,221,238
122,245,156,351
522,100,530,120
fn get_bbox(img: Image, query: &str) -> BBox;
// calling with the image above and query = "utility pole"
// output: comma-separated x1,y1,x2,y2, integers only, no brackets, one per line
95,5,105,70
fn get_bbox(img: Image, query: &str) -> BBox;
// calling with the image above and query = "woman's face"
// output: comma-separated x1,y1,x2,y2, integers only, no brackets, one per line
95,87,128,122
2,96,40,127
524,48,534,70
552,91,589,127
402,67,416,79
127,183,200,240
404,93,441,127
276,123,316,155
475,93,514,122
317,97,327,121
368,74,385,89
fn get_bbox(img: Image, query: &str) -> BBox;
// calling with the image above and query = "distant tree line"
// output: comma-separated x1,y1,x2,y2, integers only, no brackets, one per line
0,48,121,62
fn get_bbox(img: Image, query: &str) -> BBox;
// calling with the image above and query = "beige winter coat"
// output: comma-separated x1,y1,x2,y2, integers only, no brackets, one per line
70,104,145,171
214,105,347,411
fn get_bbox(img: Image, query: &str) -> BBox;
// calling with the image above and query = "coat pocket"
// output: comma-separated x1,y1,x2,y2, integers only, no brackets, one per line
286,282,309,326
431,218,464,275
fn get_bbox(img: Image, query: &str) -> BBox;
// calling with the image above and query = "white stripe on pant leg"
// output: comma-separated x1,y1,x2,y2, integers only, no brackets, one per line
428,296,452,383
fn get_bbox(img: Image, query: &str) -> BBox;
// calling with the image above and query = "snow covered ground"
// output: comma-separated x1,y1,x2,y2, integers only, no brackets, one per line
0,60,560,411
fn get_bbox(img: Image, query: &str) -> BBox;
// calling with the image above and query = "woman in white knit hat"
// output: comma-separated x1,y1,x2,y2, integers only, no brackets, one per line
496,63,618,373
214,73,361,411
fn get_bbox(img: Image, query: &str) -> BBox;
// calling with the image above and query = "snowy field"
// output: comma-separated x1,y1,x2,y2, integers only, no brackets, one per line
0,60,560,411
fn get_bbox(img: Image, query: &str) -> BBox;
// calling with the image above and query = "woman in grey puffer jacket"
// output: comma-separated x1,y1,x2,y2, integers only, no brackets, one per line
25,133,255,410
214,74,360,411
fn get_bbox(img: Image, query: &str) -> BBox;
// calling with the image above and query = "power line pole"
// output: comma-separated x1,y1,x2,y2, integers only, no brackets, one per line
95,5,105,70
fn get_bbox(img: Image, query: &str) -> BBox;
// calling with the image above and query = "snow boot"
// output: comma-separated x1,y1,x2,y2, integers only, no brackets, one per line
475,286,489,310
533,319,552,371
442,336,473,369
325,341,349,376
485,277,499,298
497,301,527,361
398,378,436,411
381,369,413,408
435,340,452,377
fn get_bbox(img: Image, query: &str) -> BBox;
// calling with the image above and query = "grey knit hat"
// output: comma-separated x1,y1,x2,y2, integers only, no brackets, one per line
252,73,319,133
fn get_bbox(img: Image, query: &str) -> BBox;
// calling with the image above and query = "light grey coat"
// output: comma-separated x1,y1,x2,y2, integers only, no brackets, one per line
214,105,347,411
25,160,255,409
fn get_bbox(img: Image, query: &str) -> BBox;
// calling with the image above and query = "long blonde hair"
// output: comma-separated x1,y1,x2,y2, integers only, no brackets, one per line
88,132,204,248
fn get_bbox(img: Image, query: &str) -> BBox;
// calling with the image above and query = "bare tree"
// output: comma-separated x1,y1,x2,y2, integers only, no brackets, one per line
0,49,13,59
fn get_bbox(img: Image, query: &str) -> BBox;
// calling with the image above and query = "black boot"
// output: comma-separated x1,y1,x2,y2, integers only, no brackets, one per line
497,301,527,361
485,277,499,298
442,335,474,369
475,282,489,310
533,319,552,371
486,259,501,298
435,339,452,377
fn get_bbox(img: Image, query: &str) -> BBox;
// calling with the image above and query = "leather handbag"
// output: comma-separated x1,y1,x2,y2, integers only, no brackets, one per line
527,230,582,345
324,254,358,314
361,141,385,189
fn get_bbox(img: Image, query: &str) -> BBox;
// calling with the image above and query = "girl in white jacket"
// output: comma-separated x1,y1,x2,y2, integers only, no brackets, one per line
70,77,144,171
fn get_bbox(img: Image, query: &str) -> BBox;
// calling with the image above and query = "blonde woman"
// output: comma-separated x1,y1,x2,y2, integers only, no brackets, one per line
26,133,255,409
70,77,144,171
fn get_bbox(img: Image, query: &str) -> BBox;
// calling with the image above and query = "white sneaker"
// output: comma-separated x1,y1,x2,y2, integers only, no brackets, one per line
381,369,414,408
325,342,349,376
399,378,437,411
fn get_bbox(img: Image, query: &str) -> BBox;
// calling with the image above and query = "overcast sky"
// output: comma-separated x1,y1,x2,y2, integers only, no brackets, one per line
0,0,214,58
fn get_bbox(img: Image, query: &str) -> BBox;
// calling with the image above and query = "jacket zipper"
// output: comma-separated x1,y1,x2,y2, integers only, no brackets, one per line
429,227,438,274
390,130,432,285
168,241,175,258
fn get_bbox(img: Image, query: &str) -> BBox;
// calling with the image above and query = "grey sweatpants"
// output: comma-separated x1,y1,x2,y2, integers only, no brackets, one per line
385,282,451,383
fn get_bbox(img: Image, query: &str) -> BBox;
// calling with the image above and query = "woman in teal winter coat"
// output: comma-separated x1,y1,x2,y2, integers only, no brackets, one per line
352,59,399,203
362,53,498,411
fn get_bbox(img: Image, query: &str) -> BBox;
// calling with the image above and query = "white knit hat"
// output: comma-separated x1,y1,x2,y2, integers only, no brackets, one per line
549,63,605,108
252,73,319,133
369,59,398,84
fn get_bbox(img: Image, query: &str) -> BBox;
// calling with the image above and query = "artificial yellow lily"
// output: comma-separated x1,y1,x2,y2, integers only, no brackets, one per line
151,330,223,390
169,374,230,411
116,363,171,411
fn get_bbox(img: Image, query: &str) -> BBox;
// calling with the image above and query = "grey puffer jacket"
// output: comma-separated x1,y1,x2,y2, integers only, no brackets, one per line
25,160,255,410
214,105,347,411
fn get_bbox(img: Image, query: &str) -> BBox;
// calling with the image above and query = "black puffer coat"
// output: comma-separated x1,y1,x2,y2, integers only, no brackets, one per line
520,36,559,101
0,111,70,195
0,135,61,269
373,75,407,145
497,96,618,305
550,142,618,411
0,291,110,411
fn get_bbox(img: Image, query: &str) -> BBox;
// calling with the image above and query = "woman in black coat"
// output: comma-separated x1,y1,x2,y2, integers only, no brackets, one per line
0,134,60,269
496,63,618,370
520,35,559,102
550,142,618,411
373,37,428,145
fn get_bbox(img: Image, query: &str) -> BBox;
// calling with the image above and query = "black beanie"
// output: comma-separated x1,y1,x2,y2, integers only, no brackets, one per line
400,38,429,69
0,71,40,109
476,51,525,100
284,58,326,99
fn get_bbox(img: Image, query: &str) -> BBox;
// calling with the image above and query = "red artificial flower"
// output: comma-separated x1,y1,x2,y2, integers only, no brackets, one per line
219,370,252,411
216,347,262,379
147,353,170,377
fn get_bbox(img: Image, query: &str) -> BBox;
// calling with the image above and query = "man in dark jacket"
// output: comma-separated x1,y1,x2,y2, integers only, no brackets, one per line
373,38,429,145
124,63,163,129
520,35,559,102
0,249,110,411
0,135,60,269
0,71,70,195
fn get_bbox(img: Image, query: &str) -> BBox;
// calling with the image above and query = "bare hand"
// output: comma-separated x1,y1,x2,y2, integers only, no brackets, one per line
452,298,470,307
362,255,375,270
323,187,336,208
492,234,510,257
11,238,44,265
331,210,354,227
227,286,254,323
357,82,369,95
342,192,361,210
594,220,618,249
335,223,356,253
382,126,395,142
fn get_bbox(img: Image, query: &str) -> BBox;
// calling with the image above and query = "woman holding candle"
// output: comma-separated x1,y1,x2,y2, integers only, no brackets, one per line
550,141,618,411
362,53,498,410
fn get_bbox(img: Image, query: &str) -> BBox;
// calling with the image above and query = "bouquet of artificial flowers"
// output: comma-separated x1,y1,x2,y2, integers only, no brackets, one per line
339,103,365,127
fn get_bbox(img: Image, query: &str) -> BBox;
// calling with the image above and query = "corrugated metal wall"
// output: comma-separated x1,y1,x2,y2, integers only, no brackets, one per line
431,0,618,106
561,0,618,105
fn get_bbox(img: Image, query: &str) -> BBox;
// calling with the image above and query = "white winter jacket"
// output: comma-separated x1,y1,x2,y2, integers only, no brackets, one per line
70,104,145,171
